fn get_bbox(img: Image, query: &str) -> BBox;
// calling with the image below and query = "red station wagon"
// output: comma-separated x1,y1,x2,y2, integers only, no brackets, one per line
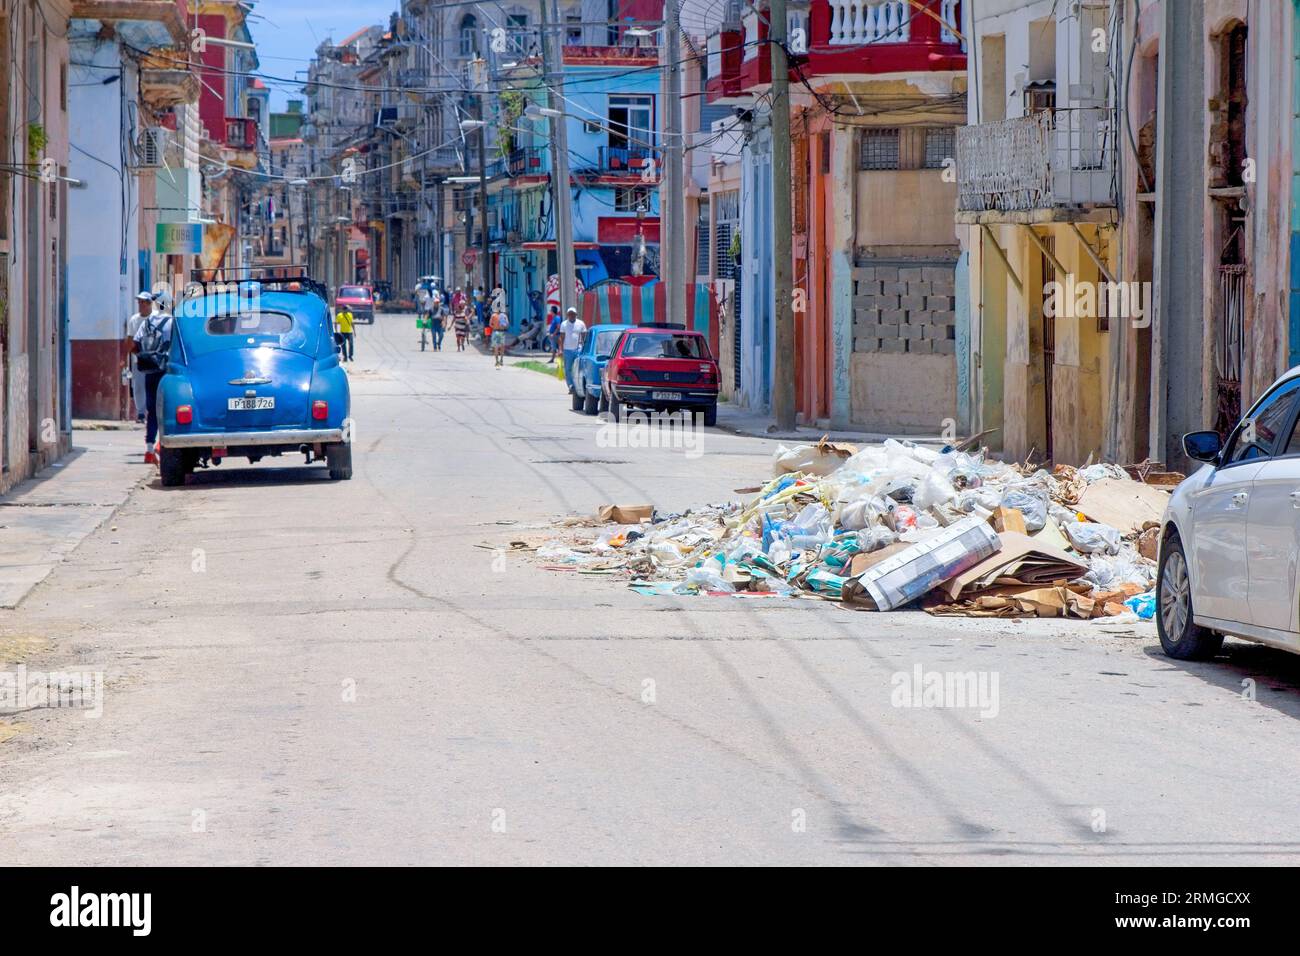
602,325,720,426
335,284,374,324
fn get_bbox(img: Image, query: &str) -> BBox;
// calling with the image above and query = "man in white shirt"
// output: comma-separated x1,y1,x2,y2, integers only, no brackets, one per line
124,291,154,422
559,307,586,393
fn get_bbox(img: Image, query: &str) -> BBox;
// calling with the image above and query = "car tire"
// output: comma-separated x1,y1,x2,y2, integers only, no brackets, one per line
326,442,353,481
159,448,187,487
571,382,584,411
610,396,622,422
1156,534,1223,660
702,403,717,427
583,390,598,415
598,392,609,413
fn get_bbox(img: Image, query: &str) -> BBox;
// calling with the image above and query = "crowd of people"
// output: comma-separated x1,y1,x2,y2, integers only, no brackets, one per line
413,281,579,371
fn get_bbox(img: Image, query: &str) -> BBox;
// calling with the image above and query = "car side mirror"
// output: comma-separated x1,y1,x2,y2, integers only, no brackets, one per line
1183,430,1223,463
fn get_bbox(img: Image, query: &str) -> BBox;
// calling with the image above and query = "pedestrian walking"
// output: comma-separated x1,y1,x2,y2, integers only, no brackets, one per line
416,287,433,351
130,299,174,465
453,306,470,351
489,307,509,368
125,290,154,422
336,306,355,362
559,307,586,392
431,293,447,351
545,305,562,364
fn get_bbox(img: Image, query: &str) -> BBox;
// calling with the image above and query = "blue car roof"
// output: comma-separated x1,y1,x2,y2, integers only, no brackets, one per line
175,290,328,320
588,323,634,333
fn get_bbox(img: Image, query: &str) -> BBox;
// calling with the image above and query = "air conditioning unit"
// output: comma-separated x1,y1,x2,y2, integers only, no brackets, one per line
136,127,169,168
583,120,602,134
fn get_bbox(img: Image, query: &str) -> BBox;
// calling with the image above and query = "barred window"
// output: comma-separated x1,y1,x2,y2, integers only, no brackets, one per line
858,128,900,170
924,127,956,168
860,126,957,171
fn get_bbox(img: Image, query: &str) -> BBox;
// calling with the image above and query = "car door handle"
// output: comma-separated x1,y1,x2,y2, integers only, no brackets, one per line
1291,490,1300,509
1232,491,1249,506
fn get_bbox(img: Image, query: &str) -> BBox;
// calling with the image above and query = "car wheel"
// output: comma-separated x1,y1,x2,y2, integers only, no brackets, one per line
1156,535,1223,660
571,380,584,411
598,391,609,413
610,396,622,422
583,389,598,415
703,403,717,427
159,448,188,487
326,442,353,481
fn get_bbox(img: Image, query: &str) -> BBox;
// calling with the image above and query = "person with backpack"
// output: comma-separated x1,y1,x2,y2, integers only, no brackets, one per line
489,307,509,368
130,298,174,465
125,291,155,422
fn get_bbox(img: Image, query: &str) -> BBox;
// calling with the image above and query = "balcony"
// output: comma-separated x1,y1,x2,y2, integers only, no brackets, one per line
596,145,656,175
705,27,745,103
798,0,965,82
561,44,659,67
954,108,1118,223
507,147,546,178
223,116,259,169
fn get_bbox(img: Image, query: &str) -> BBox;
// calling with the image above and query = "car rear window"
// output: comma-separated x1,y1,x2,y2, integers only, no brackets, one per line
622,333,708,359
179,307,316,356
339,286,370,300
206,311,294,336
593,329,623,358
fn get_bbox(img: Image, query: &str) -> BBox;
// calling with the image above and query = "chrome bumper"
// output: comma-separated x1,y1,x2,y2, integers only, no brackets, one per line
160,428,345,449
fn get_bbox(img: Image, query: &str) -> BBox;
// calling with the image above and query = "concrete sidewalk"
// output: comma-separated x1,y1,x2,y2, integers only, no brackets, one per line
714,401,950,445
0,428,148,609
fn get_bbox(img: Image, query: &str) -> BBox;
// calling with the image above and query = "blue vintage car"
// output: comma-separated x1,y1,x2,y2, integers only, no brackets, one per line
156,281,352,486
570,323,634,415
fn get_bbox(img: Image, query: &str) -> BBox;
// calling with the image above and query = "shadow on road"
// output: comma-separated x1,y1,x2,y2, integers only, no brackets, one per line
148,464,336,490
1143,640,1300,720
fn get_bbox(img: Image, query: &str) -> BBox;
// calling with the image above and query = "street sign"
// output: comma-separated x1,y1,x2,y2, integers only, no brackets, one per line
462,249,477,268
156,222,203,254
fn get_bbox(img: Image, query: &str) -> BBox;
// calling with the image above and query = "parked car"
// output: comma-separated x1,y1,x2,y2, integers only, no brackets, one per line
335,284,374,324
601,325,720,426
570,323,633,415
1157,367,1300,660
157,282,352,486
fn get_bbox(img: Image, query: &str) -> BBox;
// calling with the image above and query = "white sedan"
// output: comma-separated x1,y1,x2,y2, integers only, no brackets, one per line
1158,369,1300,659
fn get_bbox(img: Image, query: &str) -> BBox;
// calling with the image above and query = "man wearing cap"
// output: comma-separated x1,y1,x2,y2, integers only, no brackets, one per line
125,291,154,423
129,293,174,464
559,306,586,393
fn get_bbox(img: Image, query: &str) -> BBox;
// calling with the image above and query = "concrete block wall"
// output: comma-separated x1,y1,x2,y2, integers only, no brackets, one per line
851,260,958,356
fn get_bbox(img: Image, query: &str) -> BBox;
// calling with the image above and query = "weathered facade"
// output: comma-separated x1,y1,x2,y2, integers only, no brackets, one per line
1,0,73,492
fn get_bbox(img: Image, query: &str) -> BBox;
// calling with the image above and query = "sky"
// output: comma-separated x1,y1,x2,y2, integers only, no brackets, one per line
247,0,399,111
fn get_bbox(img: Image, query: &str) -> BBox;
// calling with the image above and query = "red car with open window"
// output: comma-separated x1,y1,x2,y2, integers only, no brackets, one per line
334,284,374,325
601,324,719,426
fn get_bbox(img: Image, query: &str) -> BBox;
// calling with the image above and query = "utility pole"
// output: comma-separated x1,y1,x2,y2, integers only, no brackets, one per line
472,57,492,297
661,0,686,327
769,0,795,430
539,0,577,317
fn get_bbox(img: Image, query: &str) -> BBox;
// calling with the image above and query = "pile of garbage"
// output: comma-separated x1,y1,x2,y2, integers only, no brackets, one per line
536,438,1175,620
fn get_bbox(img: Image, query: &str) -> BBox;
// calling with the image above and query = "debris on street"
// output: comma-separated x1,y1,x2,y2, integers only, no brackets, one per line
536,438,1173,618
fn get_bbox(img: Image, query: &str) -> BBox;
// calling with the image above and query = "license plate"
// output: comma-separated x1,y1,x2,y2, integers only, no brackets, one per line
227,397,274,410
651,391,682,401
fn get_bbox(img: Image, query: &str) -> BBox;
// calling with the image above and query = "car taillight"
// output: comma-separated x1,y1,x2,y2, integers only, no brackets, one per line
700,365,717,384
176,404,193,424
312,400,328,420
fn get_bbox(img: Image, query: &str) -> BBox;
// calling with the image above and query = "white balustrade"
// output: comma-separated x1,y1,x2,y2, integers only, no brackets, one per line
828,1,909,46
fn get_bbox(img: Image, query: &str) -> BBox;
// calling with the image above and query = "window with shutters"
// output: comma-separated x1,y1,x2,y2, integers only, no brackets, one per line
713,190,739,280
860,127,958,170
695,199,710,276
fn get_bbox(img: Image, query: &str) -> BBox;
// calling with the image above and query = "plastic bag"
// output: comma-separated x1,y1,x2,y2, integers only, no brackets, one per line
1124,591,1156,619
912,470,958,511
1000,485,1048,531
1064,520,1122,555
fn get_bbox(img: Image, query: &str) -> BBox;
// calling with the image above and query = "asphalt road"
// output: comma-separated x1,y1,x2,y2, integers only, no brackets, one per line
3,312,1300,865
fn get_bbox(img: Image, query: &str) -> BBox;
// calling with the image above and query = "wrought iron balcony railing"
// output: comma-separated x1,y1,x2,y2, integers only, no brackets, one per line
955,108,1116,217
